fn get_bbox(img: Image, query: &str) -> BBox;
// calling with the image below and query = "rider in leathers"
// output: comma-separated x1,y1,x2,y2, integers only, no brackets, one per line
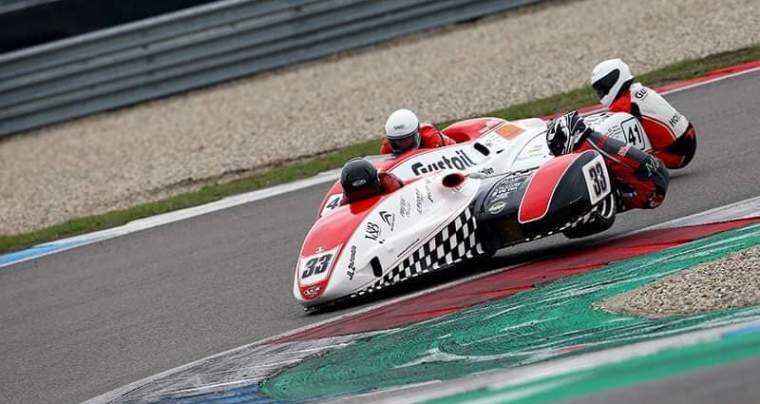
380,109,456,155
547,111,669,211
591,59,697,169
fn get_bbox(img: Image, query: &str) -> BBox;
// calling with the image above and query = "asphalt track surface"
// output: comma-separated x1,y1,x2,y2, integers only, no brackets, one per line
1,70,759,404
568,356,760,404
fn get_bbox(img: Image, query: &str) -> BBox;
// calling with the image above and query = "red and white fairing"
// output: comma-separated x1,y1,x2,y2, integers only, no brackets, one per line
294,172,480,306
294,117,554,307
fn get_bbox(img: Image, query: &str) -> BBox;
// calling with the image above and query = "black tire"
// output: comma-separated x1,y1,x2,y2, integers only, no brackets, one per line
563,192,616,239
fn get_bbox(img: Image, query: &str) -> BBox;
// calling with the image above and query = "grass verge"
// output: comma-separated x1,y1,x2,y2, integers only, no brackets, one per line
2,45,759,254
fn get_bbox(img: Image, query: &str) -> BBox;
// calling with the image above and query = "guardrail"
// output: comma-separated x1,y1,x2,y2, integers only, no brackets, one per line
0,0,541,137
0,0,59,14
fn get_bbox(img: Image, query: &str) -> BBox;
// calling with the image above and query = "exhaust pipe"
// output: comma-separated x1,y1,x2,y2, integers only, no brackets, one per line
442,172,466,189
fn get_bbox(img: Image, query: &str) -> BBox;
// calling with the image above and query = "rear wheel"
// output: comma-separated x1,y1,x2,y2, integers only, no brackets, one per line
563,192,616,239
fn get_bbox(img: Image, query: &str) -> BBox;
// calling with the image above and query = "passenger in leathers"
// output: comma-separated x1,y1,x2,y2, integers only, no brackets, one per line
591,59,697,169
340,158,403,203
546,111,670,211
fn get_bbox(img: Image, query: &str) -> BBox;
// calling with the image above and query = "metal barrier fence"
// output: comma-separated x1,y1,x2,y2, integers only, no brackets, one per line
0,0,541,137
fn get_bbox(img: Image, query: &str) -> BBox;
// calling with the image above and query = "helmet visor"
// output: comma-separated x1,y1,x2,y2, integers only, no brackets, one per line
592,69,620,100
389,131,420,155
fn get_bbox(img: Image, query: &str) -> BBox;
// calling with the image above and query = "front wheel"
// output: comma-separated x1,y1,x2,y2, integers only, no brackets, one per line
563,192,616,239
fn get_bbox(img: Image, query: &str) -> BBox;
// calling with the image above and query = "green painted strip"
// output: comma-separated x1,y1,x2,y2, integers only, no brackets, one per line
431,329,760,403
260,224,760,401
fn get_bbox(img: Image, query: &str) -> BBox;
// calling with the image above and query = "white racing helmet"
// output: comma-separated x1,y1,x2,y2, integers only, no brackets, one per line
591,59,634,107
384,109,421,155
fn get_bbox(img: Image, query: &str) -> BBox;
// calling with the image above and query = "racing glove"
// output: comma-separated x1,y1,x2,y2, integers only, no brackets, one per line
546,111,591,156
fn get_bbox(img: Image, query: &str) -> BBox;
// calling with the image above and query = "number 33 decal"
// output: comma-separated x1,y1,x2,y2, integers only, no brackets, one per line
301,254,333,278
298,247,339,284
582,155,611,205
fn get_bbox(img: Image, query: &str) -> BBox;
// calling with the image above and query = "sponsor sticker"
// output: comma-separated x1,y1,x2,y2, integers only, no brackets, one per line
425,184,434,203
517,143,549,160
399,197,411,217
303,285,321,297
415,189,425,214
489,174,528,203
365,221,383,243
488,200,507,214
496,123,524,140
346,245,358,280
634,87,649,99
410,150,478,175
379,210,395,231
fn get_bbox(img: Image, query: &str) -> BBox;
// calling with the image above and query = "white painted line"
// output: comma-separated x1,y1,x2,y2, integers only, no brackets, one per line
645,195,760,230
0,169,339,269
79,262,529,403
659,66,760,96
5,63,760,269
83,196,760,403
83,332,373,404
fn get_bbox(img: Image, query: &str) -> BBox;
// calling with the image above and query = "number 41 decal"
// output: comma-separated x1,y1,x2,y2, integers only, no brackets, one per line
620,118,646,149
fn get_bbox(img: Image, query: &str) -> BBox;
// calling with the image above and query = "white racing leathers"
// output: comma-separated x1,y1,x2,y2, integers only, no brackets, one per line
607,82,697,169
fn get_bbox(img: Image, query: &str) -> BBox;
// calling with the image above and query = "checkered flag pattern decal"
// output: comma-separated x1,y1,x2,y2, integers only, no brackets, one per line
371,208,484,290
